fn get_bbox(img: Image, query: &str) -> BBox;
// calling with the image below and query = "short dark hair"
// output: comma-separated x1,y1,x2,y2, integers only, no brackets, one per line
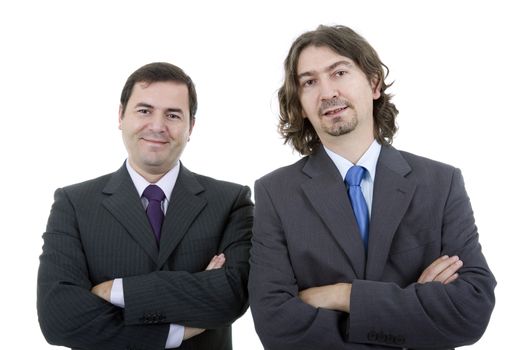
278,25,399,155
120,62,198,123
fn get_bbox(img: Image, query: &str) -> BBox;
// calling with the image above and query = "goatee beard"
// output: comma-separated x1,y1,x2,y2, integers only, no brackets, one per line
323,117,357,136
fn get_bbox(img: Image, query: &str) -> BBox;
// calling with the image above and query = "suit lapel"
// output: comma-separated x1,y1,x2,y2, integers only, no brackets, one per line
365,146,416,280
102,164,159,265
158,165,207,267
301,148,366,279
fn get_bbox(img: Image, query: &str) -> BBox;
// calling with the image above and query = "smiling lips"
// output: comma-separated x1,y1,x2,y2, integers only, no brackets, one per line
142,138,168,145
323,106,348,116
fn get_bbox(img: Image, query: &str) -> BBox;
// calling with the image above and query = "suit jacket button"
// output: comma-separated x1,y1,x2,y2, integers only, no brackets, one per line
367,331,377,341
395,336,405,345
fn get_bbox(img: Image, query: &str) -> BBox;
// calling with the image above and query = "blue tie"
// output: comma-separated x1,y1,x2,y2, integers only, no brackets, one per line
345,166,369,250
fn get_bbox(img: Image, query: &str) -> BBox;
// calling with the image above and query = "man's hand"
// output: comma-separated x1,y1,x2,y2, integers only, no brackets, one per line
91,280,113,302
298,283,351,313
90,254,227,340
298,255,462,314
90,254,226,302
205,253,226,270
418,255,463,284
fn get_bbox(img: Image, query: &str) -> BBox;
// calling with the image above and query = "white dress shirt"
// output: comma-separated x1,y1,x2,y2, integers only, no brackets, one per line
110,159,184,348
323,140,382,218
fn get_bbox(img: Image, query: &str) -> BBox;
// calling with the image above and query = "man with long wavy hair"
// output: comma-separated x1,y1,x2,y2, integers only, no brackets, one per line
249,25,495,349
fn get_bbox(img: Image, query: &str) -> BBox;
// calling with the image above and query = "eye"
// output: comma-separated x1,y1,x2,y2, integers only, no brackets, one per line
137,108,150,115
334,70,347,78
166,113,182,120
302,79,316,88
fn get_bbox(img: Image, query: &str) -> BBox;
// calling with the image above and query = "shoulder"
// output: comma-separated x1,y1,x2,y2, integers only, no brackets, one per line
188,169,252,200
59,172,115,198
256,157,308,186
398,149,457,173
394,148,463,188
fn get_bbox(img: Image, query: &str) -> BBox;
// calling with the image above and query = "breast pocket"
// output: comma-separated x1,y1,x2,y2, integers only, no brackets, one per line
385,228,442,286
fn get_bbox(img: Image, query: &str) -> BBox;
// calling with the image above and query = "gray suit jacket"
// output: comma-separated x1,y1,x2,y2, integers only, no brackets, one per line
248,146,495,350
38,163,253,350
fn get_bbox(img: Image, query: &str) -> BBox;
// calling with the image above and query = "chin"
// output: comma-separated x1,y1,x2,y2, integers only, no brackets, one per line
325,121,356,137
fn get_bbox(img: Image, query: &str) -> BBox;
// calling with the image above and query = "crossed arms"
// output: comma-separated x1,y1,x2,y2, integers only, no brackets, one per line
37,184,253,349
249,169,496,349
298,254,463,313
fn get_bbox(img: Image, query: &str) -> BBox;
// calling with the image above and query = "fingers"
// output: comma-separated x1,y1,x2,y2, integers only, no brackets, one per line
418,255,463,284
205,253,226,270
435,259,462,284
443,273,459,285
90,280,113,302
183,327,206,340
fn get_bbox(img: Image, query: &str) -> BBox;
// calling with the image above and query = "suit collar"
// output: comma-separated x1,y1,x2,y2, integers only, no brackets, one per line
301,145,417,280
102,162,207,267
375,145,412,177
322,140,382,181
365,145,416,280
301,147,367,278
157,164,207,267
102,163,159,264
125,159,180,202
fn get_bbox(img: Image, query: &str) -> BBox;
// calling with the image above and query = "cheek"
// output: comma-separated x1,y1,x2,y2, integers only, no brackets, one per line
122,118,144,133
168,125,190,141
299,96,315,117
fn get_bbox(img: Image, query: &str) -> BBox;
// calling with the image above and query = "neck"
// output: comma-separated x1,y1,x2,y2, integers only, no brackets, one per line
129,160,174,183
139,172,165,184
322,132,375,164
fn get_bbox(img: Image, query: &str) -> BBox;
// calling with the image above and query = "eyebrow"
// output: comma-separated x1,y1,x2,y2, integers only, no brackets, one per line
134,102,154,109
134,103,185,115
297,60,353,80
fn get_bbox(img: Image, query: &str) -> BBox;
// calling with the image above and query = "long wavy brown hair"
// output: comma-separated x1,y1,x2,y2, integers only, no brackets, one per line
278,25,398,155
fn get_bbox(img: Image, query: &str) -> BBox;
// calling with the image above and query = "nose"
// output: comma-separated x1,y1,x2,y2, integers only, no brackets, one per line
149,112,167,132
319,78,338,100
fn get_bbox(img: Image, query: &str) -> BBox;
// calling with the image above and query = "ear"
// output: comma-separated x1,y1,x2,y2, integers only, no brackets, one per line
118,105,124,130
370,76,381,100
301,108,308,119
188,118,196,138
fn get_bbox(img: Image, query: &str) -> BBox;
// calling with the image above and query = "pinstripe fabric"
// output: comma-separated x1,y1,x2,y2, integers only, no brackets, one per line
38,162,253,350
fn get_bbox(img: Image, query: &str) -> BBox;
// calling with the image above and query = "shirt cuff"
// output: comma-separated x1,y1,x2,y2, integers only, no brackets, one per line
109,278,125,308
165,324,184,348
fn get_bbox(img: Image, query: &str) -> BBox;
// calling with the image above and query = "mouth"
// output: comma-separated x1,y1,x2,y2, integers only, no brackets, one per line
323,106,348,116
141,138,169,145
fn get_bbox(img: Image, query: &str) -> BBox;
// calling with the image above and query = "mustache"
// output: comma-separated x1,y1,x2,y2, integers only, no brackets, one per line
318,98,353,115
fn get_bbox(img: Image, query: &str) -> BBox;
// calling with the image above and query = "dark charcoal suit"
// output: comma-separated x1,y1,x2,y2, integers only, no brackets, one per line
249,145,495,349
38,163,253,350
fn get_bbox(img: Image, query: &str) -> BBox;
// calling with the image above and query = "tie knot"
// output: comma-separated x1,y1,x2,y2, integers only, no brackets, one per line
143,184,165,202
345,166,366,186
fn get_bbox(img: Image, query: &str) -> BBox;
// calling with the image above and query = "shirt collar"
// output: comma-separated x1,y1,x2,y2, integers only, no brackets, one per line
125,159,180,202
323,140,381,181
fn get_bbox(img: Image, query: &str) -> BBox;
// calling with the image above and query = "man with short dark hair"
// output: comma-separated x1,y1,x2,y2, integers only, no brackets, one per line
249,25,495,349
38,62,253,350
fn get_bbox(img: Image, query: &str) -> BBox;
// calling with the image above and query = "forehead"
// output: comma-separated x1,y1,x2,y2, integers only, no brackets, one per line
129,81,189,109
296,45,354,76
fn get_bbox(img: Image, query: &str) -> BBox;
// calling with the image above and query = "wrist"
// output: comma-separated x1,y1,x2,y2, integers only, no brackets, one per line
335,283,351,313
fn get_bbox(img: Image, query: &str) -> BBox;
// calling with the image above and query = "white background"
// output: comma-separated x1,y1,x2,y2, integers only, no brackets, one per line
1,0,523,348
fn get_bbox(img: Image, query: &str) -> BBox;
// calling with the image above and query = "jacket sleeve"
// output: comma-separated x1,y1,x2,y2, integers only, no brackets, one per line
348,168,496,348
249,180,359,350
37,188,169,350
249,169,496,350
122,185,253,329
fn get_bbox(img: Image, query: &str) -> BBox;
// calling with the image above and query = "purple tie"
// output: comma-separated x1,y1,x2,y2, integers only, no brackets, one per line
143,185,166,243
